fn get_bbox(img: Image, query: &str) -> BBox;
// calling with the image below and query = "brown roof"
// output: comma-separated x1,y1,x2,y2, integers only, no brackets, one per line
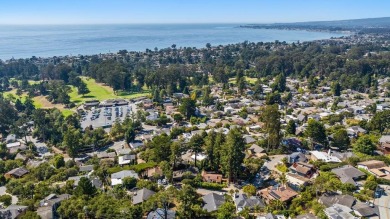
357,160,386,169
260,186,298,202
201,171,223,183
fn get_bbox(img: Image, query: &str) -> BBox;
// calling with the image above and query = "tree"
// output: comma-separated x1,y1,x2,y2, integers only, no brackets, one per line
144,187,176,219
122,177,137,190
237,77,246,95
0,195,12,206
332,128,350,150
77,80,90,96
369,110,390,134
189,134,204,167
179,98,196,119
286,120,296,135
353,135,376,155
62,126,83,158
265,92,281,105
271,73,286,92
260,104,281,150
217,201,236,219
125,127,136,143
204,130,224,171
57,196,87,218
202,86,214,106
305,119,327,146
177,184,204,218
332,82,341,96
52,154,65,169
253,79,263,100
172,113,184,123
221,128,245,183
314,172,341,195
20,211,40,219
76,177,97,197
242,184,257,196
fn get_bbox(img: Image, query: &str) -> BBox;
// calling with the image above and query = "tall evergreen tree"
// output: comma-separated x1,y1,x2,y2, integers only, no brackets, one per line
221,128,245,183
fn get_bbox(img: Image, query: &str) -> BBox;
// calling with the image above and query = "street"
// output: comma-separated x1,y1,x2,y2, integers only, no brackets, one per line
375,185,390,219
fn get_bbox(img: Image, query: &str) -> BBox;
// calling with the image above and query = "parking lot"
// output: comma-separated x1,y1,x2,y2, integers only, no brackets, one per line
81,104,133,130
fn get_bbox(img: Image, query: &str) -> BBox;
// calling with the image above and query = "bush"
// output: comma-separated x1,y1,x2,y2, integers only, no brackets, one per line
197,182,226,190
0,194,12,206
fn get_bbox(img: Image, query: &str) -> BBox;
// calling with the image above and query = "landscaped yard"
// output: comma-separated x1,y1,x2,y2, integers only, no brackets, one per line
2,77,150,116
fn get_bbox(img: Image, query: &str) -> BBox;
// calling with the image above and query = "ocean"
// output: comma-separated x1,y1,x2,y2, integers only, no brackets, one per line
0,24,345,60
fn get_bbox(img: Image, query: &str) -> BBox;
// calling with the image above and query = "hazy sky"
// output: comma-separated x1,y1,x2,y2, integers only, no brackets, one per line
0,0,389,25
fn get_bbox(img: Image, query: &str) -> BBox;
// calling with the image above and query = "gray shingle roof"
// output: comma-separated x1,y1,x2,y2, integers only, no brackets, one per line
331,165,365,186
132,188,155,205
202,193,225,212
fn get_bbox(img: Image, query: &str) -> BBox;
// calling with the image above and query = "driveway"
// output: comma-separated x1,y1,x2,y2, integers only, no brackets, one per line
264,155,287,174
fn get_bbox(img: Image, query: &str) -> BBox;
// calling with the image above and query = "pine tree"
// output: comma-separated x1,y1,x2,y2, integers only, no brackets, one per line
221,128,245,183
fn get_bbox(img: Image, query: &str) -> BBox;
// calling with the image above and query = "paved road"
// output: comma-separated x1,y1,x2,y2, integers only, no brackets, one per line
375,185,390,219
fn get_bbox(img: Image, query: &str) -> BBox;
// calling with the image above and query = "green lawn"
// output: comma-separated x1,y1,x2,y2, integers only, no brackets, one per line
3,77,150,117
69,77,150,104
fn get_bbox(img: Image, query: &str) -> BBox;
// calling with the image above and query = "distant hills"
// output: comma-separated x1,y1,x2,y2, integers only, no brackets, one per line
242,17,390,34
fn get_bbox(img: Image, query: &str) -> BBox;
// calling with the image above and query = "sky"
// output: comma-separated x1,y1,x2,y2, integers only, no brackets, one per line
0,0,389,25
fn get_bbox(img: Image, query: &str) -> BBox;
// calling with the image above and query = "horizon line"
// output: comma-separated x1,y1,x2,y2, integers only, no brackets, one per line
0,16,389,26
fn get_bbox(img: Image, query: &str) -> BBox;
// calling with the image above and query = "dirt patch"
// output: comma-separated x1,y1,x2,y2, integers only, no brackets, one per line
33,96,66,109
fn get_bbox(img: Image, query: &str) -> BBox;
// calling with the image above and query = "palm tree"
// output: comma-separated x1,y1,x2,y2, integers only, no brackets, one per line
278,173,287,187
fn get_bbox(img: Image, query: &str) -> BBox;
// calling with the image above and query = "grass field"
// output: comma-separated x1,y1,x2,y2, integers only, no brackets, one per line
69,77,150,104
3,77,150,116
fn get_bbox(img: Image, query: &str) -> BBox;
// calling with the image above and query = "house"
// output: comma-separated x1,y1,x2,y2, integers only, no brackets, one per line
319,193,356,209
147,208,176,219
286,173,310,191
118,154,136,165
4,167,29,179
243,136,256,144
172,167,199,181
294,213,318,219
143,166,163,179
287,152,308,164
37,194,71,219
324,204,355,219
67,175,87,186
289,162,316,178
352,202,378,218
111,170,139,186
129,140,144,149
79,165,94,173
201,170,223,183
257,213,286,219
346,126,367,137
96,151,116,159
233,193,265,212
259,185,298,204
132,188,155,205
357,160,386,170
202,192,225,212
116,148,132,156
5,134,16,143
0,205,28,219
379,135,390,154
310,151,341,163
331,165,365,186
247,144,266,158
